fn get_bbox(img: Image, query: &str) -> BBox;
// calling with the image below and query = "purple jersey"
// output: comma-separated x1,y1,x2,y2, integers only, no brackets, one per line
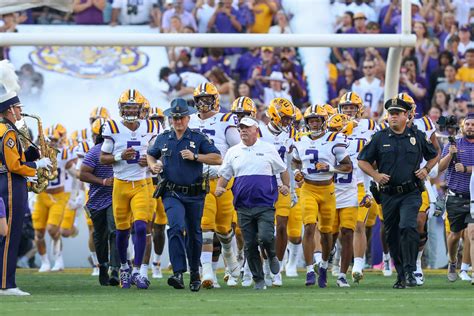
442,138,474,195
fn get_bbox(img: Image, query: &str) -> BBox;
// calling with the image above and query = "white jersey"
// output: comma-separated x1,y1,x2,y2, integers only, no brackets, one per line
102,119,158,181
334,136,358,209
414,116,437,168
347,118,377,184
48,147,76,190
189,112,238,158
146,121,162,179
352,77,384,115
293,132,348,182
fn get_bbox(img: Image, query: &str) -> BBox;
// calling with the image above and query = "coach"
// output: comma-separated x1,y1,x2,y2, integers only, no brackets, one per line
438,114,474,282
216,117,289,290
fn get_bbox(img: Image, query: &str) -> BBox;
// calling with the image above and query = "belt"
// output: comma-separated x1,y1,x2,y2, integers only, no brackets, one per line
165,181,204,196
380,181,422,195
448,190,470,200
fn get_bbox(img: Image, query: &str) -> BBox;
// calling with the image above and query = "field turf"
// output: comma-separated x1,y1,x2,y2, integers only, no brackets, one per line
1,269,472,315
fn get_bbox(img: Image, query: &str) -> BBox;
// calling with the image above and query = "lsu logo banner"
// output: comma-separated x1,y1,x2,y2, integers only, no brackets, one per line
29,46,149,79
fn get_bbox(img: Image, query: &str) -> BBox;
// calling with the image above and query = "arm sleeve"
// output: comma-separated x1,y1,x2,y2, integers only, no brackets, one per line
147,136,162,159
218,150,234,180
101,138,114,154
2,131,36,177
357,134,378,164
292,146,301,162
225,126,241,148
332,144,349,163
199,135,221,155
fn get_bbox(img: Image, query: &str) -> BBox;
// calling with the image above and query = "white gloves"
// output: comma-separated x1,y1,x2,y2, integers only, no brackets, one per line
26,175,38,184
68,190,86,210
36,157,52,170
204,165,219,179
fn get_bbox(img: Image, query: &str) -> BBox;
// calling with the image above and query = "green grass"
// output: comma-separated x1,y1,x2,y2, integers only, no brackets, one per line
1,269,472,315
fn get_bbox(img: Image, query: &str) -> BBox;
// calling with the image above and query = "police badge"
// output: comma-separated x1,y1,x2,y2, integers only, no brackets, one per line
410,137,416,145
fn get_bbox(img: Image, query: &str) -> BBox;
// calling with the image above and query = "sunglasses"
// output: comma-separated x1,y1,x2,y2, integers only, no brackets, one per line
363,66,374,69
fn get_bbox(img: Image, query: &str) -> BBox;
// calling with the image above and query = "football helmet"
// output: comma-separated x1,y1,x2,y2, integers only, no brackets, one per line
323,104,337,116
327,113,349,132
91,118,107,136
89,106,110,124
140,98,150,120
266,98,296,133
193,82,220,112
397,92,416,119
149,107,164,119
293,106,303,129
118,89,145,122
304,104,328,137
45,124,67,147
231,96,257,119
338,91,364,119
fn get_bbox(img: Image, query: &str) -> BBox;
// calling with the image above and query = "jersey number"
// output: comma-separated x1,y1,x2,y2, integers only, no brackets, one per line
50,168,61,186
364,93,373,109
278,146,286,161
126,141,141,164
305,149,320,174
334,171,352,184
201,129,215,136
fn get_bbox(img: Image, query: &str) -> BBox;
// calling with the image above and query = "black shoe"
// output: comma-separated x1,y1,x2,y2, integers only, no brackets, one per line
189,272,201,292
109,268,120,286
168,273,185,289
405,272,417,287
99,265,110,286
393,276,406,289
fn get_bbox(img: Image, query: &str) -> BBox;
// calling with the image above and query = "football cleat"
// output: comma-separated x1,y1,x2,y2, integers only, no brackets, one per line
241,274,253,287
414,272,424,286
38,262,51,273
305,271,316,286
459,270,472,281
352,269,363,284
254,280,267,290
285,262,298,277
223,268,230,282
120,269,132,289
272,272,283,287
152,262,163,279
51,257,64,272
226,276,238,287
201,263,214,289
131,273,149,289
318,266,328,288
212,272,221,288
336,277,350,288
447,262,458,282
0,288,30,296
91,267,100,276
331,262,340,277
383,260,393,277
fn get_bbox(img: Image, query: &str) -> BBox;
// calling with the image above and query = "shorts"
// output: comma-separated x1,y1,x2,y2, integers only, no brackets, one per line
301,182,336,233
145,178,156,222
357,183,378,226
287,188,302,238
154,197,167,225
332,207,358,232
32,191,70,230
112,178,150,230
60,207,76,230
201,178,235,234
366,203,379,227
275,192,291,217
419,190,429,212
446,195,473,233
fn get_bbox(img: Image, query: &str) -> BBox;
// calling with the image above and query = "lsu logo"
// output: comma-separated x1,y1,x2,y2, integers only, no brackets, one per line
29,46,149,79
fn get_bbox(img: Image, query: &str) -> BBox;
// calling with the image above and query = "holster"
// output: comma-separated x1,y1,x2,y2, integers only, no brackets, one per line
369,181,381,204
153,176,168,199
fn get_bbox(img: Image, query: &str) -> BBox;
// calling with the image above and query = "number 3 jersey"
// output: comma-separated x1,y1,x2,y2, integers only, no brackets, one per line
292,132,348,182
102,119,158,181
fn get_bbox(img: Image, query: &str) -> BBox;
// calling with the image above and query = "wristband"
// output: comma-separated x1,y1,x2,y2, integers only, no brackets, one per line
464,165,468,173
293,169,302,175
114,153,123,162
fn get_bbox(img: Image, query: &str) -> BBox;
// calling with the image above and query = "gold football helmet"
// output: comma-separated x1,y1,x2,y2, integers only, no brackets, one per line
397,92,416,119
91,118,107,136
89,106,110,125
266,98,295,132
193,82,220,112
118,89,145,122
327,113,349,132
231,96,257,120
304,104,328,137
338,91,364,119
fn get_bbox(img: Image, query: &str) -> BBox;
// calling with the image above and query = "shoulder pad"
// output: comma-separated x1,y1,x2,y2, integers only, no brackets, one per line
220,112,234,123
326,132,339,142
105,119,119,134
367,119,376,130
421,116,435,131
145,120,158,134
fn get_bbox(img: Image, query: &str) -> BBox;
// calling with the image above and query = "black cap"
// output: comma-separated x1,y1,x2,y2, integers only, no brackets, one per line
163,98,197,118
384,97,411,112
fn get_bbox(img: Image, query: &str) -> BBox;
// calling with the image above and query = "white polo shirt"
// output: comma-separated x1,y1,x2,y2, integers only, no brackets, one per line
219,139,286,209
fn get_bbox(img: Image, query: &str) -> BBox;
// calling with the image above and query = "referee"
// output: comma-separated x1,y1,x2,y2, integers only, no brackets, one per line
358,97,438,289
216,117,290,290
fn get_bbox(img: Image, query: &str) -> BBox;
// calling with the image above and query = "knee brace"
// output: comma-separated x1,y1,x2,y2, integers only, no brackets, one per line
216,231,234,244
212,236,222,258
202,231,214,245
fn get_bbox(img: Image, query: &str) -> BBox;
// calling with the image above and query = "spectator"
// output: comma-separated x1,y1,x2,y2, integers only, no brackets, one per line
281,57,306,106
399,56,427,116
236,81,252,98
428,50,454,99
207,0,243,33
110,0,158,26
250,0,278,34
237,0,255,32
446,34,463,67
365,22,388,60
431,89,452,116
175,50,199,74
437,12,456,50
456,48,474,95
234,47,262,81
169,15,184,32
200,47,231,77
413,21,437,76
337,67,356,93
352,59,384,118
268,10,291,34
458,24,474,58
335,11,355,34
348,0,377,22
436,64,462,100
453,95,470,119
73,0,106,25
353,11,367,34
247,46,281,99
194,0,216,33
207,67,235,109
33,7,72,24
164,70,208,100
162,0,197,32
262,71,292,106
428,105,442,130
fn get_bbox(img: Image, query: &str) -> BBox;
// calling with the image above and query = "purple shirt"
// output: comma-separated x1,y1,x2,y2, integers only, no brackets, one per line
442,137,474,195
0,197,5,218
83,144,113,210
74,0,104,25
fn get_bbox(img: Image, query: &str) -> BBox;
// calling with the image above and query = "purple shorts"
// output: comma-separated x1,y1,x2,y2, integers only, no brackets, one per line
0,197,5,218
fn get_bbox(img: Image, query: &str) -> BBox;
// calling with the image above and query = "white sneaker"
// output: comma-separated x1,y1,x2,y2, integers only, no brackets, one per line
414,272,424,286
17,256,30,269
241,274,253,287
91,267,99,276
285,262,298,277
152,263,163,279
336,277,350,288
331,263,340,277
38,262,51,273
201,263,214,289
212,272,221,289
272,272,283,287
225,255,241,278
459,270,472,281
51,257,64,272
264,272,273,287
0,288,30,296
226,276,238,287
383,260,393,277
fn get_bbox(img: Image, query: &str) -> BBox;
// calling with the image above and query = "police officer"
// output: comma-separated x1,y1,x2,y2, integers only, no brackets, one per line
357,97,438,289
0,63,52,296
147,98,222,292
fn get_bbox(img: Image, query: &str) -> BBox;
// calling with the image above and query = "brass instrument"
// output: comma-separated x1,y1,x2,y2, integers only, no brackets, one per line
20,113,59,193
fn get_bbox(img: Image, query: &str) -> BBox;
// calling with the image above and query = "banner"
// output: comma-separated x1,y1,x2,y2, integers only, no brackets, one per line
10,25,170,134
0,0,74,15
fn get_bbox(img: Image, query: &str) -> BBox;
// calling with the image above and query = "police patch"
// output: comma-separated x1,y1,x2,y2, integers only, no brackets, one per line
6,138,15,148
410,137,416,145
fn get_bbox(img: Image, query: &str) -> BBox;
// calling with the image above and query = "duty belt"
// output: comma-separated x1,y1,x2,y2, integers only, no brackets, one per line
380,181,423,195
447,190,470,200
165,181,204,196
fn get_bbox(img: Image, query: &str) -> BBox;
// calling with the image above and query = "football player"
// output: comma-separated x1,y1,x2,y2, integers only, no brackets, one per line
403,93,441,285
189,83,241,288
260,97,298,287
32,124,76,272
230,96,257,121
100,89,157,289
89,106,111,125
327,113,358,287
292,104,352,288
337,92,377,283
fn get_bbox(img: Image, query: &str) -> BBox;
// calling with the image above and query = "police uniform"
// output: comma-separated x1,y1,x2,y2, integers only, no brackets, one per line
0,95,39,292
357,98,437,287
147,99,220,288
